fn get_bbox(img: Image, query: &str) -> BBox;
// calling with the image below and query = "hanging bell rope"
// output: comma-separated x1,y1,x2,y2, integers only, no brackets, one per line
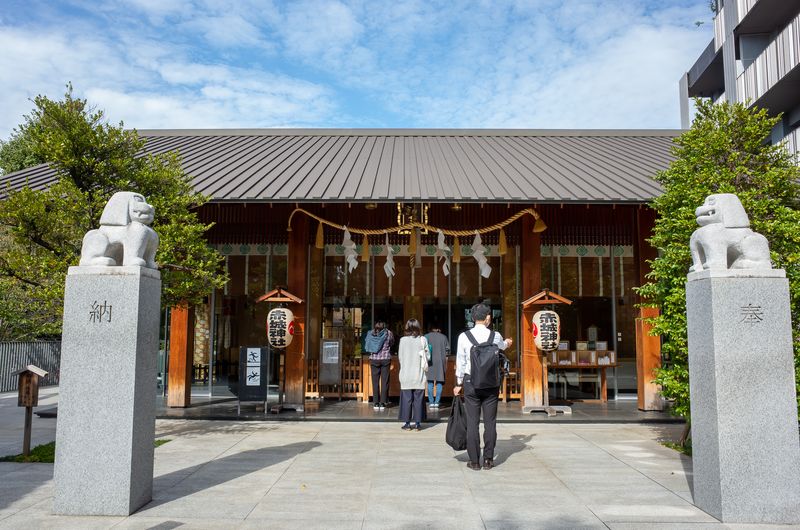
286,206,547,236
360,234,370,262
452,237,461,263
315,222,324,250
498,228,508,256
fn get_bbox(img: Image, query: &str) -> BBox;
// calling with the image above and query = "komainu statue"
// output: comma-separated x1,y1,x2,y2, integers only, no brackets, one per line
79,192,159,269
689,193,771,272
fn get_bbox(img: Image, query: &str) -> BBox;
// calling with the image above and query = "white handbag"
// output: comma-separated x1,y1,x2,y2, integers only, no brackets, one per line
419,337,430,373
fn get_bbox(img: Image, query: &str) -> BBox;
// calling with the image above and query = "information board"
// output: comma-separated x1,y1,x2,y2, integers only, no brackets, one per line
319,339,342,386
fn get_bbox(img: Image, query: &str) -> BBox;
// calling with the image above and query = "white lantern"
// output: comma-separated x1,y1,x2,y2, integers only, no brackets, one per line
532,310,560,351
266,307,295,349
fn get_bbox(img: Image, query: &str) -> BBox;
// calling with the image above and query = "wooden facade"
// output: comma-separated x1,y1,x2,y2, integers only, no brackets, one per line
167,202,663,411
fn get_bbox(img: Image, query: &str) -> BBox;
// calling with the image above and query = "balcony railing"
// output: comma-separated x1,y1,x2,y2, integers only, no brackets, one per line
736,11,800,104
736,0,760,26
714,5,726,51
784,128,800,158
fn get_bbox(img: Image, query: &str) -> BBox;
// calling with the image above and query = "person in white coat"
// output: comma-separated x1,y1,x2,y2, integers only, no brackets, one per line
397,319,429,431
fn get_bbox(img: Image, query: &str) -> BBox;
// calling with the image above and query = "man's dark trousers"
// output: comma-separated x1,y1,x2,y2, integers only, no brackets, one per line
463,377,499,463
370,358,391,404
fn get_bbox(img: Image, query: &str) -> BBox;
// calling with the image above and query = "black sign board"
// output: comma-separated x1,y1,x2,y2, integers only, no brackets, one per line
238,346,271,404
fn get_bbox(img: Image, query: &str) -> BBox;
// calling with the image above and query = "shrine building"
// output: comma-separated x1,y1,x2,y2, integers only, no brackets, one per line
3,128,676,412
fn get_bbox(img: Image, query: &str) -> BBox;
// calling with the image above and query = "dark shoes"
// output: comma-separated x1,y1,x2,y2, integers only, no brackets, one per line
482,458,494,470
401,423,412,431
466,461,481,471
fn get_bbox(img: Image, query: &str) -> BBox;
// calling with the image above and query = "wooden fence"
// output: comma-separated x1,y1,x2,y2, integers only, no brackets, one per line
0,342,61,392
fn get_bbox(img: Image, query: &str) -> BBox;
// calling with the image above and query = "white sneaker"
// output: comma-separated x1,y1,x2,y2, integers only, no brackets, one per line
373,404,380,411
378,404,385,411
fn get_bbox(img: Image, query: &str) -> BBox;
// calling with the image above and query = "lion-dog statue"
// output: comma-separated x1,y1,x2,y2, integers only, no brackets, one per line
79,191,159,269
689,193,771,272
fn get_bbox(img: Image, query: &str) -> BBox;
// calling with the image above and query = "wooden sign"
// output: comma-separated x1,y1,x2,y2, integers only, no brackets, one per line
14,365,48,407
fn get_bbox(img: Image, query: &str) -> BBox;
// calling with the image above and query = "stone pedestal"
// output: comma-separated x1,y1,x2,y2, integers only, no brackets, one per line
54,266,161,515
686,269,800,523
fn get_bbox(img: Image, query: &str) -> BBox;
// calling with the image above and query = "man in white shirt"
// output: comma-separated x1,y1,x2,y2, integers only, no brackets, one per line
453,303,512,470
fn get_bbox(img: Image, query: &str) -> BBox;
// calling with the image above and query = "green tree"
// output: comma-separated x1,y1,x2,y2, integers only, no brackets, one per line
0,130,46,175
637,99,800,421
0,85,226,339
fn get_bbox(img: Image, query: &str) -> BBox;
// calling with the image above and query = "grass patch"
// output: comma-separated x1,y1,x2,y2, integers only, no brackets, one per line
1,438,172,463
662,440,692,456
0,441,56,463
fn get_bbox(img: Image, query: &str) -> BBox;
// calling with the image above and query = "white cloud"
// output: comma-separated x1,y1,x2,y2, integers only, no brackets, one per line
180,14,266,48
0,0,713,137
0,18,336,137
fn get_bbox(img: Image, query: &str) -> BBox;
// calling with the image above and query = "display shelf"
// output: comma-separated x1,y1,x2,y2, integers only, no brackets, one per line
576,350,596,366
596,350,616,366
546,350,617,368
554,350,576,366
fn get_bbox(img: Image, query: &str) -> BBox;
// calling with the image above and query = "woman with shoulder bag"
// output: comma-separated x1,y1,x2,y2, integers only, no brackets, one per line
397,318,429,431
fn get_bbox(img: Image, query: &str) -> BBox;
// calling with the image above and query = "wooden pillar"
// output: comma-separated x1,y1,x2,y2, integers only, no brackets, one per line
167,305,194,408
502,248,517,368
520,215,542,409
634,207,663,411
306,245,323,399
286,215,309,405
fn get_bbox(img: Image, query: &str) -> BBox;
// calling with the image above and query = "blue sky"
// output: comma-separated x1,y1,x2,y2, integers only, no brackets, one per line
0,0,713,137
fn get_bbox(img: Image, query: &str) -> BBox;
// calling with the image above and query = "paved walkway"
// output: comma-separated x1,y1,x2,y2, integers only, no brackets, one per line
156,395,682,423
1,389,795,529
0,387,59,458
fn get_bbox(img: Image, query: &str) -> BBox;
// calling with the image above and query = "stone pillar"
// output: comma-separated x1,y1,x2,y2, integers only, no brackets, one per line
54,266,162,515
686,269,800,523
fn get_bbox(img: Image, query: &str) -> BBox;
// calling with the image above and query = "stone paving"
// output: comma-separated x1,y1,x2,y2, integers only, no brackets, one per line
1,389,797,529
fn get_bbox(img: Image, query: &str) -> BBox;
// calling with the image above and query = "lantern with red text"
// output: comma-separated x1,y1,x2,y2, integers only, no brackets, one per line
532,310,560,351
266,308,295,349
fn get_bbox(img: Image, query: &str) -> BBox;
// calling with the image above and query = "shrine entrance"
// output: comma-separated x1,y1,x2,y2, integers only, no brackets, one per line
174,201,660,413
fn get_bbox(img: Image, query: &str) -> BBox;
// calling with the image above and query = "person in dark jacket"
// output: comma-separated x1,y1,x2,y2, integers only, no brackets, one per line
425,324,449,408
364,321,393,411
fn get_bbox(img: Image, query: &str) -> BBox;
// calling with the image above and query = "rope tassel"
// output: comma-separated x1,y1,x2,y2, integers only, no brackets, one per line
498,228,508,256
452,237,461,263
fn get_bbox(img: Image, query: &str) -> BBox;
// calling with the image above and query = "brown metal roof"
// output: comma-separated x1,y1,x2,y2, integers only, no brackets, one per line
0,129,678,203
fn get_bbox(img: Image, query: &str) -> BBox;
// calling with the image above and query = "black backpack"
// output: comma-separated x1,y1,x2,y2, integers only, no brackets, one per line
466,330,505,389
